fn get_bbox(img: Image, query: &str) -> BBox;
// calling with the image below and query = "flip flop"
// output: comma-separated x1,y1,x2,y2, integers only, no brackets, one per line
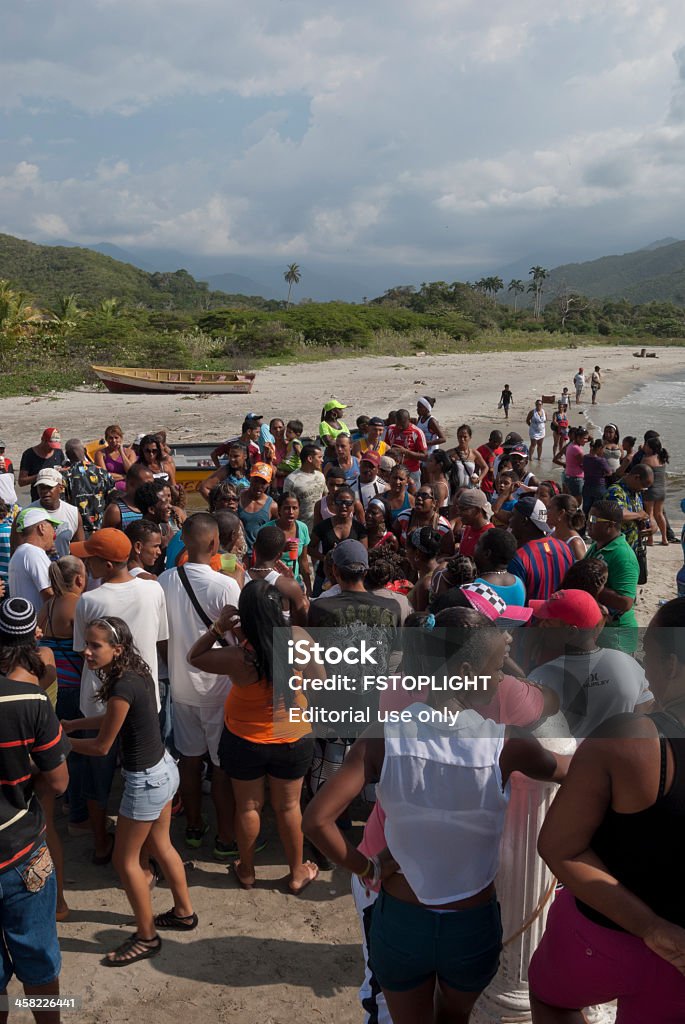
103,933,161,967
288,861,319,896
154,908,199,931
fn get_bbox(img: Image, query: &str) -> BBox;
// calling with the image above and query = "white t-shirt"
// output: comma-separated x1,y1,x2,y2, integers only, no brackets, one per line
0,473,17,506
574,372,585,391
158,563,240,707
73,577,169,716
8,543,52,608
529,647,652,738
30,499,80,558
356,477,389,509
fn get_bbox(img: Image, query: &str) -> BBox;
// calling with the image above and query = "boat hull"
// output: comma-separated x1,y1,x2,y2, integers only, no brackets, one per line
92,365,255,394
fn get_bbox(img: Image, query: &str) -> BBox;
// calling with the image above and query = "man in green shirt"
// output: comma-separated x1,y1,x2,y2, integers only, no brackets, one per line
586,499,639,655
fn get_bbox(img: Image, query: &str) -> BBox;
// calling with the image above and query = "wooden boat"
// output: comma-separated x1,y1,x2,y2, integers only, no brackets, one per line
85,440,221,495
170,442,220,493
92,365,255,394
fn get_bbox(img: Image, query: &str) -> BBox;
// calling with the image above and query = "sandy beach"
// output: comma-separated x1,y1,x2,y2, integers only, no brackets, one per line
2,344,684,1022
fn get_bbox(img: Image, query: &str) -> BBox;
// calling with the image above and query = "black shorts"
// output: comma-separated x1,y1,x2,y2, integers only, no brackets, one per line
218,726,315,781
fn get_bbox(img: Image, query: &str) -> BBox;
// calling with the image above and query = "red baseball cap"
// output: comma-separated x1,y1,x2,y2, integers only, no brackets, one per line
529,590,603,629
360,450,381,467
71,528,132,562
41,427,61,449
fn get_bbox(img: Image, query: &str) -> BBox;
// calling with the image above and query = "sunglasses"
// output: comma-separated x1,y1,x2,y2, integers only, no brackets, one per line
336,499,354,507
415,492,433,500
587,515,615,525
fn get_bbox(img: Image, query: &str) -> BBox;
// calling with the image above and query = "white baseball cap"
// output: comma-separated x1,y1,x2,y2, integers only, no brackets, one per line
35,468,64,488
15,508,61,532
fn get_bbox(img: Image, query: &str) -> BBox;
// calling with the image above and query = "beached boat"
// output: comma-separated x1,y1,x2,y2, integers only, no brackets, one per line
92,365,256,394
85,440,220,495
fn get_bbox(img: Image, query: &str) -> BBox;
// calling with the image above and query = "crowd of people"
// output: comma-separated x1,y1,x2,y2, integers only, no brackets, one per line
0,394,682,1024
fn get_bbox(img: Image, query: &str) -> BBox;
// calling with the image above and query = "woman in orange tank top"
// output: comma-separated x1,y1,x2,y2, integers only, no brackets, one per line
188,580,322,893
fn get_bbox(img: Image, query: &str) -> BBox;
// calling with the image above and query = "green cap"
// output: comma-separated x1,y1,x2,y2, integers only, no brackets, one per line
323,399,346,413
16,508,62,532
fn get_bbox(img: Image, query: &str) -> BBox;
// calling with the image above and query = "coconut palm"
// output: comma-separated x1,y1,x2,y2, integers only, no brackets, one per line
0,280,43,352
284,263,301,307
528,266,549,319
507,279,525,312
50,293,85,338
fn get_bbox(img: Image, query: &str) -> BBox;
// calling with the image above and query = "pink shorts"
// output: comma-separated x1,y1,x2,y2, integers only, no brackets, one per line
528,888,685,1024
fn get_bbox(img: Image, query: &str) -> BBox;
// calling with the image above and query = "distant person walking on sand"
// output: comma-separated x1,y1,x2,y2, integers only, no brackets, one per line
574,368,585,405
590,366,602,404
499,385,513,419
526,400,547,461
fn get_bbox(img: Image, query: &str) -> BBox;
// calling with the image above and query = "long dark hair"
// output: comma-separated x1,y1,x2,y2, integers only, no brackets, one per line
89,616,154,703
0,643,45,682
238,581,294,707
645,437,669,464
137,433,164,466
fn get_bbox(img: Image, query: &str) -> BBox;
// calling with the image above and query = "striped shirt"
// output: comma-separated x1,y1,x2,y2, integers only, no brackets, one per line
0,504,20,590
508,537,574,603
0,679,69,872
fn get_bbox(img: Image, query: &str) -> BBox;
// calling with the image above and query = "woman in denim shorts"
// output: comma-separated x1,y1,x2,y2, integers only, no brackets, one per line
63,616,198,966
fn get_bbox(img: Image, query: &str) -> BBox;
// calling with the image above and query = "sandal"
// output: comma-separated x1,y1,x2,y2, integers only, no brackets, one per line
154,908,199,931
103,933,161,967
288,861,319,896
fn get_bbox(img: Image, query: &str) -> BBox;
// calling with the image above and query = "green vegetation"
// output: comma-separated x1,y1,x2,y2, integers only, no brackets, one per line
0,233,284,311
546,239,685,305
2,232,685,399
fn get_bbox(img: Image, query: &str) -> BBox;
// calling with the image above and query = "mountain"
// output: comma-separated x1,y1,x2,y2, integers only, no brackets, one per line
0,232,257,310
544,239,685,305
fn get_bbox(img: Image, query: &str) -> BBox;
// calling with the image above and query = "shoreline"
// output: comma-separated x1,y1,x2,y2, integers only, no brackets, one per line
4,344,685,451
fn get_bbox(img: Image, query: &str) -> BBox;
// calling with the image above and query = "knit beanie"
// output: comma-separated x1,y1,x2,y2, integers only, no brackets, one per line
0,598,37,646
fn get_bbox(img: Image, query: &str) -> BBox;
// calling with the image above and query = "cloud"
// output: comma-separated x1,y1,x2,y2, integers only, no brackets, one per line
0,1,684,275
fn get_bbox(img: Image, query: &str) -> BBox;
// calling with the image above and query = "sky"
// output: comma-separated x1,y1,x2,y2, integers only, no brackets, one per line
2,0,685,282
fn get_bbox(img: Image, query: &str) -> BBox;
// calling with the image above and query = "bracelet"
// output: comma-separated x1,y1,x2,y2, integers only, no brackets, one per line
358,855,381,888
356,856,372,881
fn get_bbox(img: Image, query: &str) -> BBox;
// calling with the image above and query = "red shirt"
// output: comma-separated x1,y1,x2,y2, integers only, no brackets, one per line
385,424,427,473
459,522,494,557
476,444,503,494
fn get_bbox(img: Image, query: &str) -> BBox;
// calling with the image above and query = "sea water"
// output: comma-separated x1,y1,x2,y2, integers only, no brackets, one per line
584,371,685,522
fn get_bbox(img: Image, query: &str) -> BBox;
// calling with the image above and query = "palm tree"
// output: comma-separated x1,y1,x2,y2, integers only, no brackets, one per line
0,280,43,355
507,279,525,312
97,298,120,321
50,293,85,337
284,263,301,307
528,266,549,319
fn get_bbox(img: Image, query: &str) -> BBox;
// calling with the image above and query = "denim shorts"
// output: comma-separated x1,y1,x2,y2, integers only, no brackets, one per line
119,751,179,821
369,889,502,994
0,844,61,988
